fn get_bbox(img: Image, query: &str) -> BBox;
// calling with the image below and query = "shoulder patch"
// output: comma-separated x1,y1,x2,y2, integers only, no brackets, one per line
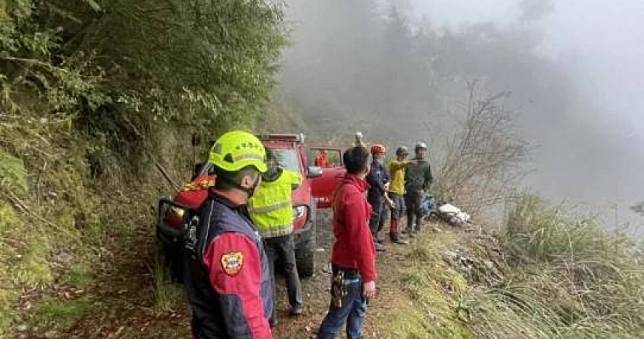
221,252,244,276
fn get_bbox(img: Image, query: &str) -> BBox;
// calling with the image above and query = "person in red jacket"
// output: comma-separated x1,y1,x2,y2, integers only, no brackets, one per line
315,149,330,168
183,131,274,339
317,146,377,339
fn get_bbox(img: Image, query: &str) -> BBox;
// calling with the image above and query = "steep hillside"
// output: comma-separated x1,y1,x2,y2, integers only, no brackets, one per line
0,0,284,336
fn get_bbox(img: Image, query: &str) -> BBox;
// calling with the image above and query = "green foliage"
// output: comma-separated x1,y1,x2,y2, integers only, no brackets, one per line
390,198,643,338
0,204,20,335
30,297,93,331
0,150,28,194
67,262,94,289
393,234,475,339
448,195,644,338
16,235,54,287
0,0,286,335
153,254,184,313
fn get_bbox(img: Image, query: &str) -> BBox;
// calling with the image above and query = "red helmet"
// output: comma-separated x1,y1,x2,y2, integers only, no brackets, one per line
370,144,386,155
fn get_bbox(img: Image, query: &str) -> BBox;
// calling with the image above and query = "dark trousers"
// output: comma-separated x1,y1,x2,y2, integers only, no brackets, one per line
389,193,406,221
405,191,423,231
368,194,386,238
265,234,303,316
317,272,367,339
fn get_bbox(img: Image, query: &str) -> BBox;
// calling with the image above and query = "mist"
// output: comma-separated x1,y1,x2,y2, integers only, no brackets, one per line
276,0,644,232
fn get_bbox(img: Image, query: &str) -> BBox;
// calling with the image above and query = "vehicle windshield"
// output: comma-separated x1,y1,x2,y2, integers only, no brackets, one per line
269,148,301,173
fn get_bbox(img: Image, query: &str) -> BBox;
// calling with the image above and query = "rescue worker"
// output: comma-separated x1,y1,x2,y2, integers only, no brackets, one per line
249,150,304,317
315,149,330,168
388,146,410,244
366,144,392,252
183,131,274,339
404,141,433,237
317,146,377,339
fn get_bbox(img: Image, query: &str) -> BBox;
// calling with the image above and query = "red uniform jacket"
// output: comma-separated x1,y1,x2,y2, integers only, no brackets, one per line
331,174,377,282
184,194,273,339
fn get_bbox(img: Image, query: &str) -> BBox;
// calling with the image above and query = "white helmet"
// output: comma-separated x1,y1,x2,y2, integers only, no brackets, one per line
415,141,428,150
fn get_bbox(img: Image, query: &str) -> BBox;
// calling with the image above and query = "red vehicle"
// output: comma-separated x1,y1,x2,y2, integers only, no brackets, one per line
308,146,345,208
157,134,344,279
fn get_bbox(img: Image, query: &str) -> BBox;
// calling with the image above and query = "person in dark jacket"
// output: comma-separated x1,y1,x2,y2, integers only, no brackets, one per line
183,131,274,339
404,141,433,237
366,144,392,252
317,146,377,339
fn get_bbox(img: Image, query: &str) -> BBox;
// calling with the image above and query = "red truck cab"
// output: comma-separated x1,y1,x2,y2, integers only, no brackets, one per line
157,134,342,279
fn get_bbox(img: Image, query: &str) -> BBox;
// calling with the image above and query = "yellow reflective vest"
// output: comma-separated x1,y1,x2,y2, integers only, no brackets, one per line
249,170,302,238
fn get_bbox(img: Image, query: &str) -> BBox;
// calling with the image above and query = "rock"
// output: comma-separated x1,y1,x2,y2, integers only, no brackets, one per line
54,251,73,264
16,324,28,332
44,330,58,338
427,310,437,321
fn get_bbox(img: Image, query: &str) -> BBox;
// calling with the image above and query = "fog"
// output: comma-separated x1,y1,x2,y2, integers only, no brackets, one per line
276,0,644,231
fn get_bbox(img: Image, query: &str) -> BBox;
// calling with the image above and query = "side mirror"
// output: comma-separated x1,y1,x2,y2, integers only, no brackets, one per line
308,166,323,179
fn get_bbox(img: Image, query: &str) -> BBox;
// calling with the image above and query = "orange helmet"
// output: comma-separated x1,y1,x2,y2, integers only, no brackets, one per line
370,144,386,155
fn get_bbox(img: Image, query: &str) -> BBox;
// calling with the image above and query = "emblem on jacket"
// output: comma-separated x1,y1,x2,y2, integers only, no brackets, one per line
221,252,244,276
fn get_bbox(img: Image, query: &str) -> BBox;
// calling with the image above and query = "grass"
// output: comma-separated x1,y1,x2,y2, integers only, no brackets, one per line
388,232,475,339
0,117,104,335
153,254,184,313
0,288,16,337
68,262,95,289
0,150,28,195
0,204,20,336
465,195,644,338
30,298,93,332
386,194,644,339
16,235,54,287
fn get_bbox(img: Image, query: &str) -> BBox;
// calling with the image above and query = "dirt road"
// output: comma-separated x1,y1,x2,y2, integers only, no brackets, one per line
63,211,418,339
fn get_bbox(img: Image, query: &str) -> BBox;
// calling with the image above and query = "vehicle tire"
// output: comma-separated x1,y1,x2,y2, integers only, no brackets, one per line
295,209,316,278
295,239,315,278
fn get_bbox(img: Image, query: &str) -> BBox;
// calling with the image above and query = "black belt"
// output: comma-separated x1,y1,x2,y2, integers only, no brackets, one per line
332,265,359,279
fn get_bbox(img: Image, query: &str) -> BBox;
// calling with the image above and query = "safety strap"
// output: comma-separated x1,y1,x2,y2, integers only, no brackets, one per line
218,174,261,198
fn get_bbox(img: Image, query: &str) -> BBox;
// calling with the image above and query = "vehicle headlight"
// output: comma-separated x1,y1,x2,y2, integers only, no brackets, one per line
169,206,185,219
294,206,307,219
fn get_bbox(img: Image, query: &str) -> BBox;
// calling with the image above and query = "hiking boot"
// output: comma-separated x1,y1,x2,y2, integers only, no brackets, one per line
289,305,304,316
390,233,409,245
375,242,386,252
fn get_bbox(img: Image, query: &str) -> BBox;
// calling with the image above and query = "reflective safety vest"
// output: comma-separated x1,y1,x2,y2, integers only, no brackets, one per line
249,170,302,238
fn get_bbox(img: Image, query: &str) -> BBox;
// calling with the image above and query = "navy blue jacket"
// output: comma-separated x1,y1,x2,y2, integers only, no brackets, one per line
183,193,274,338
366,160,390,202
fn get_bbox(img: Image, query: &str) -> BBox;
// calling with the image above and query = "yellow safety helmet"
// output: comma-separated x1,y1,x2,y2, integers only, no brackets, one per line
208,131,267,173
